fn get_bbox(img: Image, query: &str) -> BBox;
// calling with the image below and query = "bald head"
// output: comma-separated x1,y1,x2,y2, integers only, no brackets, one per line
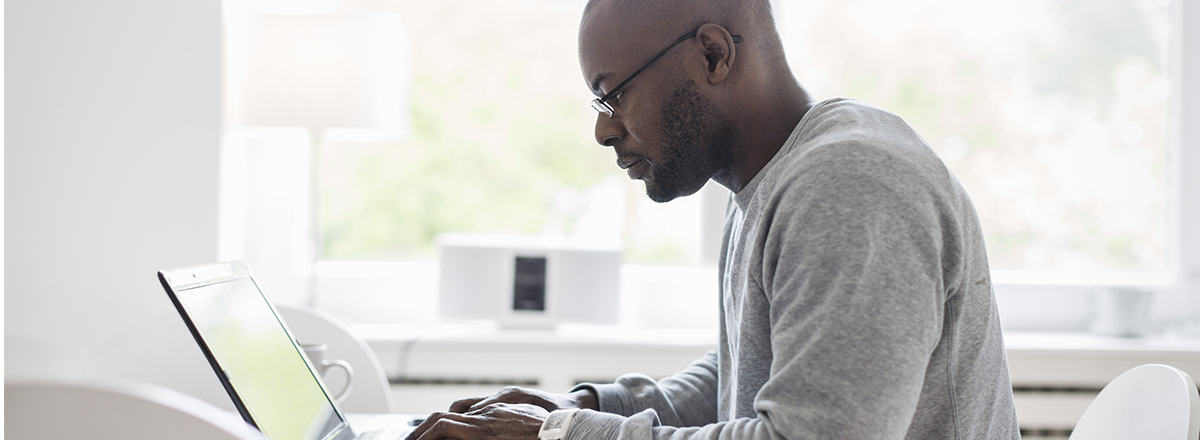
583,0,768,31
582,0,772,34
578,0,812,197
580,0,786,88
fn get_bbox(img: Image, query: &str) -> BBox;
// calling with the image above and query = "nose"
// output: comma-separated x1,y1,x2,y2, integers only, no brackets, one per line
594,112,624,147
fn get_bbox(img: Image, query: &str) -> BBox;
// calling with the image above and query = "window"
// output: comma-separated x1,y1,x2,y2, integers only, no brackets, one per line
221,0,1198,331
317,1,712,266
778,0,1171,274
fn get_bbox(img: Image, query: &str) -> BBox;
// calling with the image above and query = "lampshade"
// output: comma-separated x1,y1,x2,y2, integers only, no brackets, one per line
228,11,407,133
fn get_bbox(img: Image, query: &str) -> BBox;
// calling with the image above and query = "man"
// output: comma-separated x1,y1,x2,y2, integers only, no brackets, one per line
406,0,1019,438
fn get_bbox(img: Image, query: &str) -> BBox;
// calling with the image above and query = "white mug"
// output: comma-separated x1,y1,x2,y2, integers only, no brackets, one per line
300,342,355,403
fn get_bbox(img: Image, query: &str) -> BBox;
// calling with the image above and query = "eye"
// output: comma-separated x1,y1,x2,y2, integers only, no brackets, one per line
610,90,625,106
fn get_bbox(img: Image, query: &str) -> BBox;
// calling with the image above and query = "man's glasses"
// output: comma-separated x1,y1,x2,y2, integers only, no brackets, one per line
591,31,743,118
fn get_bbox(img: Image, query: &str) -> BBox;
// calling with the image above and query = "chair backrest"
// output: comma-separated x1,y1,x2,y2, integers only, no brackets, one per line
5,379,263,440
1069,363,1200,440
276,302,396,413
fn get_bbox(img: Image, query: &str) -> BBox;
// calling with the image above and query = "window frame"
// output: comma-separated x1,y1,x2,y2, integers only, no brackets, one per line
220,0,1200,332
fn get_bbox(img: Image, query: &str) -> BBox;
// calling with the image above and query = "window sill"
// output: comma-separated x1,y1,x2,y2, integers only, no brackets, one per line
312,261,1195,336
354,320,1200,385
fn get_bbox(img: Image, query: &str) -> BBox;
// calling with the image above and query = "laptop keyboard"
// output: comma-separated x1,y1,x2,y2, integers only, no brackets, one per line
358,429,411,440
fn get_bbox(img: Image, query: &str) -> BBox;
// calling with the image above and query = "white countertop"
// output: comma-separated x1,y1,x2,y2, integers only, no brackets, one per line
355,322,1200,390
1004,331,1200,356
355,321,1200,354
354,321,719,353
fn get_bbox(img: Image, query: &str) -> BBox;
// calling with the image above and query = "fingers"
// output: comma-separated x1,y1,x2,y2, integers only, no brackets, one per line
403,404,548,440
467,386,552,413
405,411,484,440
449,396,486,413
415,417,482,440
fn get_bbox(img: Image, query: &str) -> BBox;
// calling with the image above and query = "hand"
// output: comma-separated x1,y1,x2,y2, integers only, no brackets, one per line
448,386,598,414
404,403,548,440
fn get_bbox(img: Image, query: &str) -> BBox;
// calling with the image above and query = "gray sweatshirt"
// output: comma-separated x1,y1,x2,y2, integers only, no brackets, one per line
567,98,1020,440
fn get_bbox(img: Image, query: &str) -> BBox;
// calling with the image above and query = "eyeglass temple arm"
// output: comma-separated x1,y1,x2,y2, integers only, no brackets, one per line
597,32,743,104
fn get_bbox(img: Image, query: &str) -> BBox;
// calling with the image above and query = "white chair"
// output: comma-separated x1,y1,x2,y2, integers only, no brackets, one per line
276,302,396,414
5,379,263,440
1069,363,1200,440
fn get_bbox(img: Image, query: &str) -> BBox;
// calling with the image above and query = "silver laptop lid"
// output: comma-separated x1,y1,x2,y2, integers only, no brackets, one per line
160,261,355,440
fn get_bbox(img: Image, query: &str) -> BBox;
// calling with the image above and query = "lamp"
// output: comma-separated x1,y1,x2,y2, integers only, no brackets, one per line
227,10,407,304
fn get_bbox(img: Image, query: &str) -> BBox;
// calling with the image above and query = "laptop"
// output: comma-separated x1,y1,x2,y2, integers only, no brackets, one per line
159,261,414,440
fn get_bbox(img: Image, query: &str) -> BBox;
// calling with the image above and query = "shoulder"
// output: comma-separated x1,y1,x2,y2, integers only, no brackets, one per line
756,99,959,225
796,98,912,141
792,98,936,169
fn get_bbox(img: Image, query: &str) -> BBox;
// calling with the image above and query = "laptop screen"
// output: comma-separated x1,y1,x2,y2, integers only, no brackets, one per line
168,267,345,440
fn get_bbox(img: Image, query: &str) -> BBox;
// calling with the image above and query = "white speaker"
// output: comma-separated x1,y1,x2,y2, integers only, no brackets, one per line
437,234,621,328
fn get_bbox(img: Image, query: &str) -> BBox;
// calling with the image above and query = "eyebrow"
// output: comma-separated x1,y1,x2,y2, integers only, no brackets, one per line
590,72,615,96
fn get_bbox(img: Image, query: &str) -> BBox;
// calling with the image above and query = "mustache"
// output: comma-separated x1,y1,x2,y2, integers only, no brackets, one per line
616,155,644,169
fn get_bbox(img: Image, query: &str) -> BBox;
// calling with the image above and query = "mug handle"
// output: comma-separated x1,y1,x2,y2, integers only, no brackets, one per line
321,359,355,404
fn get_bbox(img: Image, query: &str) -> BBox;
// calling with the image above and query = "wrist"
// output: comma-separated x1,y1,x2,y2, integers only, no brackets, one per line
567,388,599,411
538,408,581,440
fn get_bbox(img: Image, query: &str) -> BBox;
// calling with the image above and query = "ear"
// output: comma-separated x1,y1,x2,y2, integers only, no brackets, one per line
695,23,736,85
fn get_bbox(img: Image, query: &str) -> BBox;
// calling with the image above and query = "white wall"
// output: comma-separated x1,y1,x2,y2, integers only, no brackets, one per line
6,0,233,407
1176,0,1200,309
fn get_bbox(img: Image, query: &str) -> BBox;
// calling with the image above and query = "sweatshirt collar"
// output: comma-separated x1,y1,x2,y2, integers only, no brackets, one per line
731,102,823,210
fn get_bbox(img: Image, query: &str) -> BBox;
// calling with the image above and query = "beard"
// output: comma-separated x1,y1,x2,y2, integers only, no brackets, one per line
643,80,734,203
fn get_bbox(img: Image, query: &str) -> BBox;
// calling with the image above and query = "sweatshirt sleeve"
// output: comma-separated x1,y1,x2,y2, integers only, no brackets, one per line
748,143,950,438
568,141,954,440
572,351,720,427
